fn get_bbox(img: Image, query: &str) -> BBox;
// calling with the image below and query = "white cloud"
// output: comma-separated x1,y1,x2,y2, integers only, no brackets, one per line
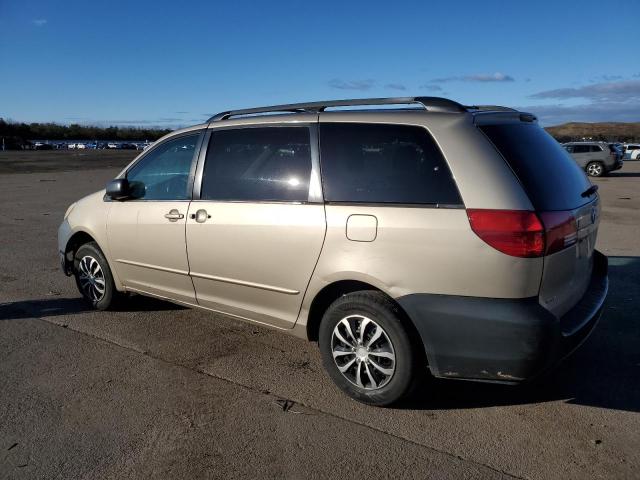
32,19,47,26
529,80,640,102
328,79,375,91
518,101,640,125
384,83,406,91
429,72,515,83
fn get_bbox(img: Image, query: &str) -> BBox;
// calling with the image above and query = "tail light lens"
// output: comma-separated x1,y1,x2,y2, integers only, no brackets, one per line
467,209,578,258
467,210,545,257
539,211,577,255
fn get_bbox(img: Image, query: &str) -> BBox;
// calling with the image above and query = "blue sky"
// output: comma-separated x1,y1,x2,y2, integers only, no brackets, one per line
1,0,639,127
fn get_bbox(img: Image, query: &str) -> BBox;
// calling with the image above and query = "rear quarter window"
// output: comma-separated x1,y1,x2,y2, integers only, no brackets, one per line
319,123,462,205
479,123,592,211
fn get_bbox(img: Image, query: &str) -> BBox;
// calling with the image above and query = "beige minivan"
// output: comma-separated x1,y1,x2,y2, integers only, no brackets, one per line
59,97,608,405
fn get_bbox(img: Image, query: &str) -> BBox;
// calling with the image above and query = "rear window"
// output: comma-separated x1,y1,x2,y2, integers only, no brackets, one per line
319,123,462,205
479,123,592,211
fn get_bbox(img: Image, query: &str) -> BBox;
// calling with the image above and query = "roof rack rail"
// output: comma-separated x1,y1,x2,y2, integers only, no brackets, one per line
464,105,519,113
207,96,467,122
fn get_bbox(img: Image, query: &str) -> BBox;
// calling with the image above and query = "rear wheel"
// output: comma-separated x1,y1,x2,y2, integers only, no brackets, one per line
73,242,119,310
586,162,604,177
318,291,418,406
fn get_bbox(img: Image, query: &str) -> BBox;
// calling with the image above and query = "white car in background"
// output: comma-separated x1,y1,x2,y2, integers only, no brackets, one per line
623,144,640,160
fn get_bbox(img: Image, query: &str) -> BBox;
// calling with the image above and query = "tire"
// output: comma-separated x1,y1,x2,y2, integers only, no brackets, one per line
73,242,119,310
318,291,419,406
586,162,604,177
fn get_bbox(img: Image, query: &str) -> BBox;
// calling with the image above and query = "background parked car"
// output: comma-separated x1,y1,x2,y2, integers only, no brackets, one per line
563,141,623,177
623,143,640,160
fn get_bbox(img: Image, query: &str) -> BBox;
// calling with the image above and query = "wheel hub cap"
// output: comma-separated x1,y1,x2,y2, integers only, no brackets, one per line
78,255,106,302
331,314,396,390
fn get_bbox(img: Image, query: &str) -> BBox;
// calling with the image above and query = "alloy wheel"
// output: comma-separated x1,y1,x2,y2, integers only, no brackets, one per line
77,255,106,302
331,314,396,390
587,163,603,176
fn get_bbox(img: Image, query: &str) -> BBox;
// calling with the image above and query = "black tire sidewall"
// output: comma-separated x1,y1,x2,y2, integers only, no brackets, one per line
318,292,417,406
73,242,116,310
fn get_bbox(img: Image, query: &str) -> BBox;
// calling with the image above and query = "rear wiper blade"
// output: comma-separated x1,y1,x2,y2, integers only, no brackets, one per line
581,185,599,198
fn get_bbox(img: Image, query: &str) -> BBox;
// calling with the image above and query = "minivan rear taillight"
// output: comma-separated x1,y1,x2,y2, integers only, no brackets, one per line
539,211,578,255
467,210,545,258
467,209,578,258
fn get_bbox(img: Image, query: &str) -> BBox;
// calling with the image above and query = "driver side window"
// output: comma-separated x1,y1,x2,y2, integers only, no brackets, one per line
126,133,200,200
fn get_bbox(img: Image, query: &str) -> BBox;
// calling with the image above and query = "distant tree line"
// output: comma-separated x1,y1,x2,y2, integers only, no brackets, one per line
0,118,172,149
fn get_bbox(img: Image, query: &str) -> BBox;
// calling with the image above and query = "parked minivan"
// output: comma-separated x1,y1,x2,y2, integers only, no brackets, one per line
563,141,623,176
59,97,608,405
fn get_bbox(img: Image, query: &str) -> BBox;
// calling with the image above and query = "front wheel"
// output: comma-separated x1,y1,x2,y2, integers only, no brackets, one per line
318,291,419,406
73,242,119,310
586,162,604,177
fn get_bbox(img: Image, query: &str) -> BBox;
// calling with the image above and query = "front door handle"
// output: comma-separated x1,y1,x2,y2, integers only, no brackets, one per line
164,209,184,222
190,209,211,223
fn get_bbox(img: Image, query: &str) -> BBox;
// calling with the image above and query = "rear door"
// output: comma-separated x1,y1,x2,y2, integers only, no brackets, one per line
186,124,326,329
478,121,598,318
571,144,591,167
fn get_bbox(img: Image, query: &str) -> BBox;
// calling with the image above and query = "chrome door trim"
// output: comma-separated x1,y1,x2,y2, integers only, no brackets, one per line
115,258,189,276
192,129,212,200
308,122,323,203
189,270,300,295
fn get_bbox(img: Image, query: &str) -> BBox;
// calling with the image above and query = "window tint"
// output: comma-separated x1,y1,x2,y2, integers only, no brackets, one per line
319,123,461,205
201,127,312,202
480,124,592,211
590,145,602,152
572,145,590,153
126,133,199,200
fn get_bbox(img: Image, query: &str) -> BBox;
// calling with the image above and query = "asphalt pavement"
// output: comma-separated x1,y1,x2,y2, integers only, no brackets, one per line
1,151,639,479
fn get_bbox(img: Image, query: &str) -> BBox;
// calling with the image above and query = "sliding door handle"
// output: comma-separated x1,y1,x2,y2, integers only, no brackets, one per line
164,209,184,221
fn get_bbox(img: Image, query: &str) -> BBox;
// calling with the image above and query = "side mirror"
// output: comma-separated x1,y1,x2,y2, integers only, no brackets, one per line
106,178,131,200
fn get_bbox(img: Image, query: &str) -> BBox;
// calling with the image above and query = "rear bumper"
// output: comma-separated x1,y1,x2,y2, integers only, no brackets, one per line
397,250,608,383
608,159,623,171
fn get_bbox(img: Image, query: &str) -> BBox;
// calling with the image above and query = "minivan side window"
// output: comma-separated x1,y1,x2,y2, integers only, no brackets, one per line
201,127,312,202
126,133,199,200
319,123,461,205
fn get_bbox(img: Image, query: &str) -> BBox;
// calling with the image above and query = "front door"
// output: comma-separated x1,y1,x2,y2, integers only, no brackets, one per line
107,132,202,304
186,125,326,328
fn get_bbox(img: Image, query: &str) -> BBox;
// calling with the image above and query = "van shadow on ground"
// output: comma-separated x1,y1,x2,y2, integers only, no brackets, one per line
0,294,184,321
